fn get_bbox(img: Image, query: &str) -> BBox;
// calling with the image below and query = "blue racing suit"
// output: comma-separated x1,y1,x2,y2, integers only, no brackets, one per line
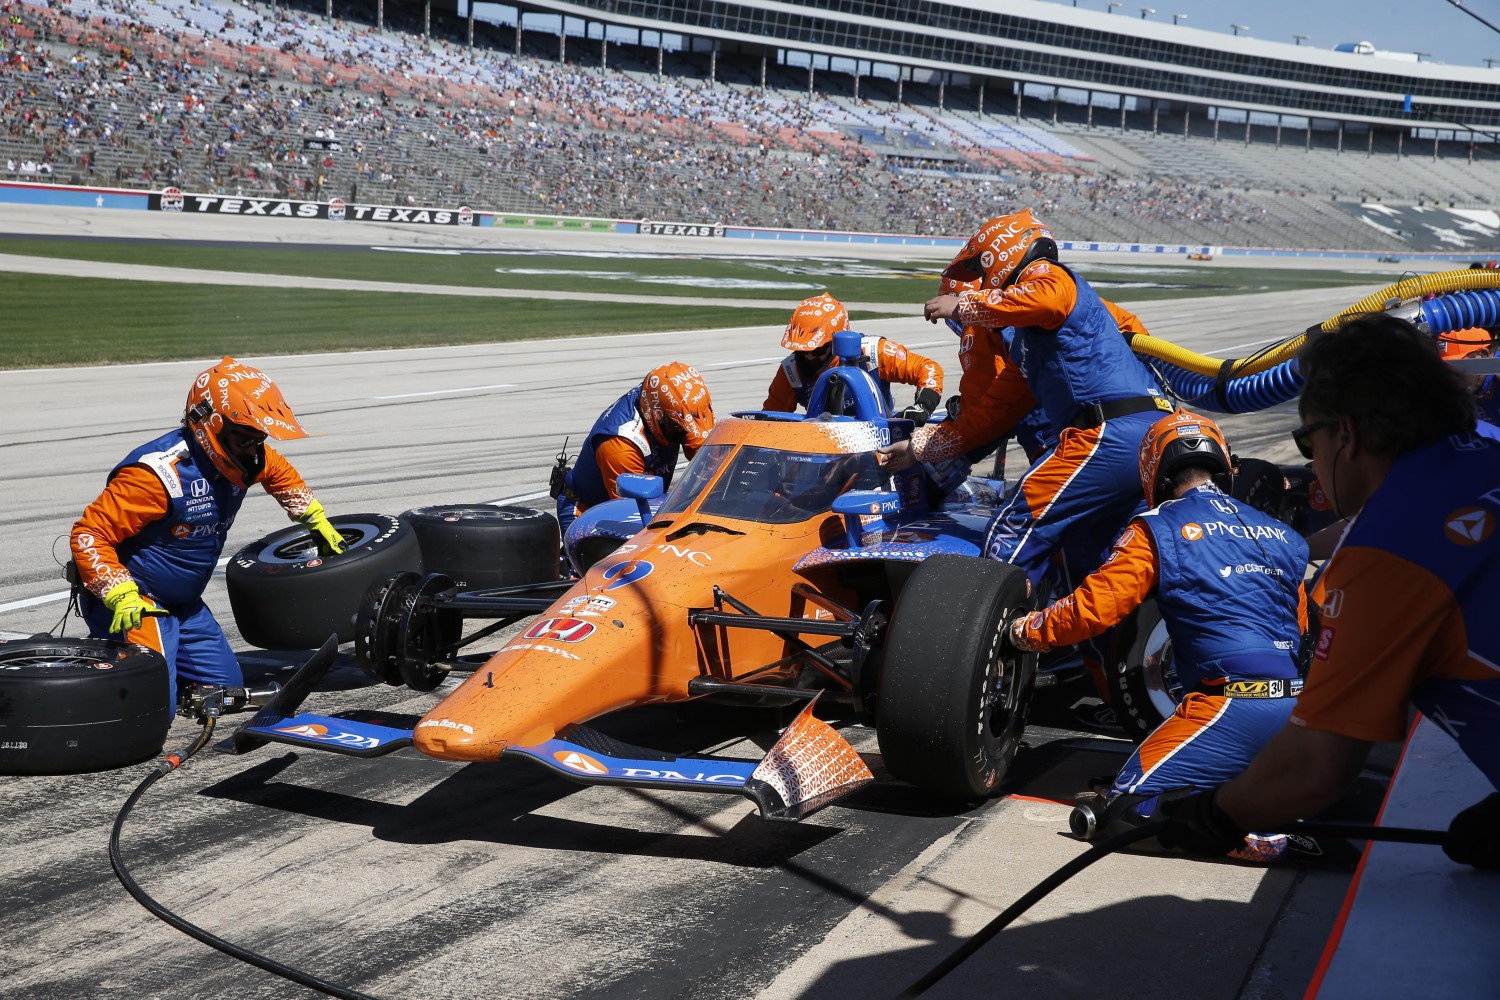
558,385,682,535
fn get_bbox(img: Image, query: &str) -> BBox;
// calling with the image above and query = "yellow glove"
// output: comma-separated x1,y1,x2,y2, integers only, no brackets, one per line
103,581,160,635
297,499,345,555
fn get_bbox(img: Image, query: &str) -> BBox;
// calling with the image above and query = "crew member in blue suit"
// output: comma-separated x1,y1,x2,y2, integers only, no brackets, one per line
71,357,343,708
556,361,715,536
1010,409,1310,861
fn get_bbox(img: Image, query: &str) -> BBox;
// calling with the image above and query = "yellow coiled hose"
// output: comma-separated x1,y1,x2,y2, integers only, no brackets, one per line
1128,268,1500,378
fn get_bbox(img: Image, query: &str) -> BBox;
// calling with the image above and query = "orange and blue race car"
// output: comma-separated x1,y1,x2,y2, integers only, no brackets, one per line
222,332,1039,815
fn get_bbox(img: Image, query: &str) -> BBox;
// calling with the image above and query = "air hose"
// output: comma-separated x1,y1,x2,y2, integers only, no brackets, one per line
1132,273,1500,413
1129,268,1500,379
894,819,1446,998
110,700,384,1000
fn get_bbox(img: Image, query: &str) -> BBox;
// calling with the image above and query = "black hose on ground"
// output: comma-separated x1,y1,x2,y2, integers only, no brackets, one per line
894,818,1447,998
109,699,384,1000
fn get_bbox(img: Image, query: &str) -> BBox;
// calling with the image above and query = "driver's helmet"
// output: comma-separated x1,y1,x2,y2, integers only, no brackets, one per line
1438,327,1495,360
640,362,715,456
183,356,308,488
1138,409,1233,508
783,293,849,381
941,210,1057,290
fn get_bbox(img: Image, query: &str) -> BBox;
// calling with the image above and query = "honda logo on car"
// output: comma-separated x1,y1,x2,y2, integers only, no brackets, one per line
522,617,596,642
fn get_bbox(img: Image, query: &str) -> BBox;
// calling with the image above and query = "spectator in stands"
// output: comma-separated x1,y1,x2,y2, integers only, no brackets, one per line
763,292,942,421
70,358,343,710
555,362,715,537
1010,410,1309,862
1159,315,1500,870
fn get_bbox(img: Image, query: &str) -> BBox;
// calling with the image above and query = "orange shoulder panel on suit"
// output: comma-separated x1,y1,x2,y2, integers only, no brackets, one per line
1294,546,1481,744
874,339,943,394
956,260,1078,331
71,464,170,599
762,365,798,412
586,436,648,510
1014,521,1158,651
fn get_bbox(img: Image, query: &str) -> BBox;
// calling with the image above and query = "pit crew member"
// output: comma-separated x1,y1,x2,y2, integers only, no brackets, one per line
556,361,715,535
1010,410,1310,861
763,292,943,422
1159,315,1500,870
1438,327,1499,424
70,357,343,709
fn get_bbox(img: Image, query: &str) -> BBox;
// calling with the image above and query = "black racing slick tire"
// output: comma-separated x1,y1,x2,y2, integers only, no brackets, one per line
226,513,422,650
0,638,170,775
877,555,1037,801
1107,600,1182,743
402,505,559,589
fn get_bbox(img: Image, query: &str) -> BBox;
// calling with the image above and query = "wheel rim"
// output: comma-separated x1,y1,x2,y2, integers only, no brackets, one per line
1140,617,1183,720
975,619,1023,784
263,522,380,563
0,651,112,670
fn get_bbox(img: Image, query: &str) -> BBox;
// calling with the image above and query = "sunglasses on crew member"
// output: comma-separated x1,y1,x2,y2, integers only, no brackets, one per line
1291,419,1338,461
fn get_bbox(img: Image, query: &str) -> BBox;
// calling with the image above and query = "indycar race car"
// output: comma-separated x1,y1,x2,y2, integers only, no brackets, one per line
222,332,1037,817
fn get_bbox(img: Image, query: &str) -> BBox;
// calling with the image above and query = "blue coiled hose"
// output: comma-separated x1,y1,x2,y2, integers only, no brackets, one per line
1145,288,1500,414
1421,289,1500,333
1150,357,1305,414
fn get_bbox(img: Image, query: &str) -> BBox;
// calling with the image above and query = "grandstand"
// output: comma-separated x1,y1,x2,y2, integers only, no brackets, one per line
3,0,1500,249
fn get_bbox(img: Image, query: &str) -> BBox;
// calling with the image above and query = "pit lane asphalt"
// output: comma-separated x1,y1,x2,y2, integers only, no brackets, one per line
0,206,1388,1000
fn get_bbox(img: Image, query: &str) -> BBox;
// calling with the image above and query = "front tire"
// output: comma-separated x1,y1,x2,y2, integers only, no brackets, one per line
877,555,1036,801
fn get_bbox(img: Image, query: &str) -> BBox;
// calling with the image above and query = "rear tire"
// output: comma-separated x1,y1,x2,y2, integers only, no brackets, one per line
226,513,422,650
402,505,559,589
0,638,170,775
877,555,1036,801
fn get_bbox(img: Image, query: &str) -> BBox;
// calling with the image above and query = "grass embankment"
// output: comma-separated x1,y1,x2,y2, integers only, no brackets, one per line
0,236,1389,367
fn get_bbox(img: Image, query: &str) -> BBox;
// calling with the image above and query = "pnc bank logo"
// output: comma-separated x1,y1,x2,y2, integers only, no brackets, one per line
1444,507,1493,546
1180,523,1204,541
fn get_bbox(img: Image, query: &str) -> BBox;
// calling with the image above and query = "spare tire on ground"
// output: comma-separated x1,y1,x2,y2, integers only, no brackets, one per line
401,505,559,589
0,637,170,775
226,513,422,650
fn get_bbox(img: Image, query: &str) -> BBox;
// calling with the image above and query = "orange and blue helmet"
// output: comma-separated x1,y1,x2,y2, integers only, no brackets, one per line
942,210,1057,290
640,362,715,455
781,293,849,352
1138,409,1233,508
183,356,307,488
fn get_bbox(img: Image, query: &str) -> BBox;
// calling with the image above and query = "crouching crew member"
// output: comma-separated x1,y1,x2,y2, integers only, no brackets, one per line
556,361,715,535
1009,410,1310,861
71,357,343,709
764,293,943,421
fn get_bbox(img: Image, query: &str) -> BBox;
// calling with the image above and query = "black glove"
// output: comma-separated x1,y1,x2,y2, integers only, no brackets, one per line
897,388,942,426
944,394,962,420
1444,793,1500,869
1157,788,1248,857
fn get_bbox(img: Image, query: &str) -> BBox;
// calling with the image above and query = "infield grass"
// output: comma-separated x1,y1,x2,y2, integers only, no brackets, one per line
0,236,1390,304
0,274,838,369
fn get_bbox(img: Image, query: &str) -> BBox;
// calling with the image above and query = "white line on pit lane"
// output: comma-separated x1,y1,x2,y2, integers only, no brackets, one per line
0,488,554,615
374,383,516,399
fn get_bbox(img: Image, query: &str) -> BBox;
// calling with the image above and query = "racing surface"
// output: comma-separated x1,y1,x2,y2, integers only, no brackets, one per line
0,207,1390,999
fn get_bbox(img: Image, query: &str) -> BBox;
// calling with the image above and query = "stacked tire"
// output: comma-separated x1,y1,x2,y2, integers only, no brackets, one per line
0,637,170,775
401,505,559,588
227,513,422,649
